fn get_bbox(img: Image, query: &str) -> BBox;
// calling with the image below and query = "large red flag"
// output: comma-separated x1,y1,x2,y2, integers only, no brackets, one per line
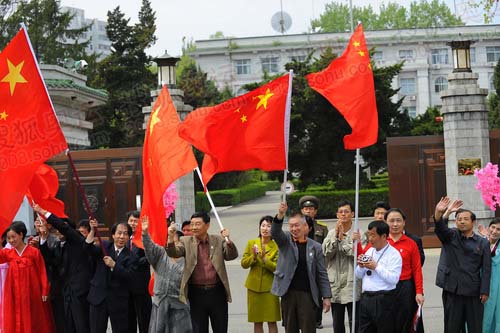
0,28,67,231
26,164,67,218
138,86,198,247
178,74,291,186
306,24,378,150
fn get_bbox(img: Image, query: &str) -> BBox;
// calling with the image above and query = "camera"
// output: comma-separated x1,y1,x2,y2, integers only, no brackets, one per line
360,255,371,263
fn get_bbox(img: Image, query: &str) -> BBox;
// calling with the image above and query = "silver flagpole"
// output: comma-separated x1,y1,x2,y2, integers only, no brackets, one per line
350,0,359,331
282,70,293,203
194,167,226,234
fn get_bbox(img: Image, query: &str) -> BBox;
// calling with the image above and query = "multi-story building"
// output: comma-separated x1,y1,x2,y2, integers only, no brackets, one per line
189,25,500,117
62,6,112,60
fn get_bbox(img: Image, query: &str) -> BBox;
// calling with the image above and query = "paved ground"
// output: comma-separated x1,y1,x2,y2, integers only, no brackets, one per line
214,191,444,333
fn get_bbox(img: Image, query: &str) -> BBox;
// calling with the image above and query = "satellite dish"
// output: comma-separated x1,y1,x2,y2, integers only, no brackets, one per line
271,11,292,34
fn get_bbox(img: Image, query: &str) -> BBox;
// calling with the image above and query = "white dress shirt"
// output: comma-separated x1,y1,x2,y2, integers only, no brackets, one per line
355,243,402,292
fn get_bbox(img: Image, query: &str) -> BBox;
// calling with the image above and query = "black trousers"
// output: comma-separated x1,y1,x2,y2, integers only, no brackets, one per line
64,292,90,333
89,295,129,333
358,290,397,333
394,280,424,333
188,283,228,333
128,292,152,333
442,290,483,333
332,302,359,333
281,289,316,333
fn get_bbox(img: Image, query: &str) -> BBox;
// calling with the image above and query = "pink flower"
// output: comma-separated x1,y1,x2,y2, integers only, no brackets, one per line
162,183,179,218
474,163,500,211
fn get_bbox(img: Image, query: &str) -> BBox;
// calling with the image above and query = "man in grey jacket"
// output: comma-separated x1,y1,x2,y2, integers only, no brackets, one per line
271,202,331,333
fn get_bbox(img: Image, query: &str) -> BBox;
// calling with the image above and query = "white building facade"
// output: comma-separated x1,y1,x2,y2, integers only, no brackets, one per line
62,6,112,60
189,25,500,117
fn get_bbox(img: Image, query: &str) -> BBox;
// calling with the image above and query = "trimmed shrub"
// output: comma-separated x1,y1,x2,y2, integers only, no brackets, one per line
287,187,389,218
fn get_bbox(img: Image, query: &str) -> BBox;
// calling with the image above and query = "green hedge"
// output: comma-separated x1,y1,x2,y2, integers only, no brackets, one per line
195,180,280,212
287,187,389,218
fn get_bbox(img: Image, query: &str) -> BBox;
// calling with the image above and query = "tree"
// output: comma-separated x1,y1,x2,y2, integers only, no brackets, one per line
177,62,223,108
311,0,463,32
0,0,89,64
88,0,157,148
467,0,499,23
410,106,443,135
488,57,500,129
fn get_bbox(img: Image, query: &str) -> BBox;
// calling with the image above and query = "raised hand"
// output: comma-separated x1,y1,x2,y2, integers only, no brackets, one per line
141,216,149,234
277,202,288,219
435,197,450,220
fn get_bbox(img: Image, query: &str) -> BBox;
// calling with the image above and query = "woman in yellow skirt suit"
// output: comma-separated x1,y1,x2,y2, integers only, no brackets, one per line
241,215,281,333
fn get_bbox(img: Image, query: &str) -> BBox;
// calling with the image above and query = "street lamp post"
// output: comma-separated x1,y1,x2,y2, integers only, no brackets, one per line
447,40,474,73
153,50,180,88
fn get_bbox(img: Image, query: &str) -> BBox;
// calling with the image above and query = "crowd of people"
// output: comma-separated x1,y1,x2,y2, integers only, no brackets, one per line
0,195,498,333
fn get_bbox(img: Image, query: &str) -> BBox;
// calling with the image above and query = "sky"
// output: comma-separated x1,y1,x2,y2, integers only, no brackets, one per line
59,0,492,57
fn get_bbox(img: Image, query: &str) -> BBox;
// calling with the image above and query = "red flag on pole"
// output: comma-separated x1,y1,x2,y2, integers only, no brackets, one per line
306,24,378,150
138,86,198,247
178,73,291,187
26,164,67,218
0,27,67,231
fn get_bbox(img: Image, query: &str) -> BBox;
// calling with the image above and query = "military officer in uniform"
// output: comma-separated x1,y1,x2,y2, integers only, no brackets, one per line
299,196,328,244
299,195,328,329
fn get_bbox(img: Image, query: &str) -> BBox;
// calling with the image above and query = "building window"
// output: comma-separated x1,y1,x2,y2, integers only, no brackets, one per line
470,47,476,64
434,76,448,93
400,78,416,95
399,49,414,60
431,49,448,64
490,74,496,92
235,59,251,75
486,46,500,63
289,55,306,62
372,51,383,61
406,106,417,118
261,57,280,73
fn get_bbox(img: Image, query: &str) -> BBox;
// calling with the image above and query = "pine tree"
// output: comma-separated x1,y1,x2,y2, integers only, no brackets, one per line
488,58,500,129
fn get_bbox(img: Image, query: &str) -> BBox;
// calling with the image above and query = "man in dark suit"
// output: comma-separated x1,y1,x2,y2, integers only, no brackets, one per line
35,204,92,333
85,220,138,333
271,202,332,333
434,197,491,332
126,210,152,333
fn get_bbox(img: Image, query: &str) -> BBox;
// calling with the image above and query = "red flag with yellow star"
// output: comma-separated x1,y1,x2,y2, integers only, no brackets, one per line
178,73,291,186
138,86,198,247
0,27,67,230
306,24,378,150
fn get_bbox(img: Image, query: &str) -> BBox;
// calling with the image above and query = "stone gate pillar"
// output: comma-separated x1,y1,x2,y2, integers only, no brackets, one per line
441,68,494,221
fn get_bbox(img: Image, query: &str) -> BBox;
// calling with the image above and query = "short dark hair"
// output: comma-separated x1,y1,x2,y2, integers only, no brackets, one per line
337,200,354,212
258,215,273,237
110,222,132,237
384,208,407,221
455,209,476,221
181,221,191,229
77,219,91,232
368,220,390,237
126,210,140,219
191,211,210,224
489,217,500,227
373,201,390,214
6,221,28,239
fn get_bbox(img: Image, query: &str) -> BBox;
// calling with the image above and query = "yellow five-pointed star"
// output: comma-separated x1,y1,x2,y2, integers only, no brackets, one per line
149,105,162,134
0,111,7,121
234,108,240,113
368,63,372,70
358,50,365,57
254,88,274,110
353,41,361,48
240,115,248,123
1,59,28,96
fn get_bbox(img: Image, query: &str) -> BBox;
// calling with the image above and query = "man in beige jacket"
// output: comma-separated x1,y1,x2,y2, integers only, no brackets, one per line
322,200,361,333
166,211,238,333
